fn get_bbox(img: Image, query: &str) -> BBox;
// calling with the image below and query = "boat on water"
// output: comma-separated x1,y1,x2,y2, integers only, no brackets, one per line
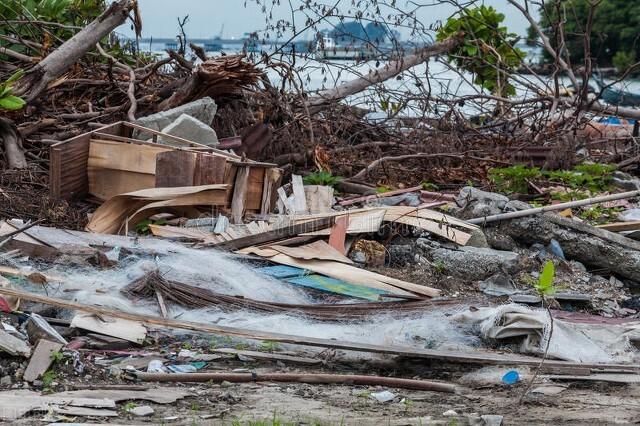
314,34,379,61
592,76,640,108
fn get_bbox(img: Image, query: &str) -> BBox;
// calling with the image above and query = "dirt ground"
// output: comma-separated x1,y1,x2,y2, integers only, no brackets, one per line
4,346,639,425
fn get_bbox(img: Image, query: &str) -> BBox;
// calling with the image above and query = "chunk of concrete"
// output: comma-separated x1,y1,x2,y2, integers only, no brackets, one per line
455,187,509,219
134,97,217,133
424,245,520,280
159,114,219,147
130,405,154,416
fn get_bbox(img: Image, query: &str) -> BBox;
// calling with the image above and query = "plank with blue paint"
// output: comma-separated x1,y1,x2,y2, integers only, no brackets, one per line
256,265,387,301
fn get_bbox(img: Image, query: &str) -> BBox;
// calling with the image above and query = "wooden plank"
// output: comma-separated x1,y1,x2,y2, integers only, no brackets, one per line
71,313,147,344
388,215,471,245
305,185,334,213
291,174,308,214
155,151,198,188
597,221,640,232
194,152,227,185
88,169,156,202
301,209,385,236
230,166,251,224
245,166,266,211
49,122,123,200
268,240,353,264
211,348,321,365
261,168,282,214
2,286,637,373
89,139,170,174
214,217,334,250
23,339,63,382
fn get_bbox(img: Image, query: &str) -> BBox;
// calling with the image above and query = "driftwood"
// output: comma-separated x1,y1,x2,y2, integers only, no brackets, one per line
0,117,28,169
307,36,462,107
13,0,135,102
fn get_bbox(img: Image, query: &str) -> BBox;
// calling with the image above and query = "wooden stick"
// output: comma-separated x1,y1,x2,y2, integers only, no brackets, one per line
133,371,456,393
468,190,640,225
0,286,637,372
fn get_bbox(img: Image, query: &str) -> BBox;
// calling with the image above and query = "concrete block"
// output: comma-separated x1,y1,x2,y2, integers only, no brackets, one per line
159,114,218,146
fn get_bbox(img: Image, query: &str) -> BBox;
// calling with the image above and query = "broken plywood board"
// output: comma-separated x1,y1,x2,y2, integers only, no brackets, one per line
0,390,115,420
0,329,31,357
86,184,228,234
231,166,251,224
300,209,385,236
71,313,147,344
383,206,475,245
88,139,172,201
155,150,227,188
383,206,478,231
305,185,334,213
267,240,353,264
597,221,640,232
23,339,63,382
53,387,190,404
291,174,308,214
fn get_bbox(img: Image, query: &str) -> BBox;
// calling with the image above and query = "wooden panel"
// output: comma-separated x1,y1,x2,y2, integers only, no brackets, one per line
49,122,123,200
245,166,266,211
89,139,170,174
230,167,250,224
194,153,227,185
155,151,198,188
88,169,156,202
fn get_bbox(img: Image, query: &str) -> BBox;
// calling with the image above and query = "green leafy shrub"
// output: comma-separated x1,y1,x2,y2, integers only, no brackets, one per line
302,171,342,187
436,5,524,97
489,165,542,193
613,50,637,72
0,71,26,111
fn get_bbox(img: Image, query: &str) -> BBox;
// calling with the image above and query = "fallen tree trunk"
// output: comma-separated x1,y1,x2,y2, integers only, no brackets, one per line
0,117,28,169
13,0,134,102
307,36,462,107
495,212,640,282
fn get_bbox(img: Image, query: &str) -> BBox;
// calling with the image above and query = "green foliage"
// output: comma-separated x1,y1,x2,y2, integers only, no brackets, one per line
123,401,137,412
613,50,637,72
436,5,524,96
433,260,446,274
0,70,26,111
51,350,64,363
135,218,167,235
257,340,280,352
420,181,439,191
538,0,640,67
534,260,556,297
578,205,622,224
489,165,542,193
41,370,57,389
380,97,401,116
302,171,342,187
376,185,392,193
489,163,615,194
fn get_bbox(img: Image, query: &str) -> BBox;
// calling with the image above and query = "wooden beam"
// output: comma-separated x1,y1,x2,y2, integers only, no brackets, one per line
214,217,334,250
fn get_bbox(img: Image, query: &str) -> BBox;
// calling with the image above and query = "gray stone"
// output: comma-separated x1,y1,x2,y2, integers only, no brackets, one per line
612,171,640,191
504,199,531,212
455,187,509,219
481,415,503,426
130,405,154,417
135,97,217,133
0,376,11,386
426,246,520,280
466,228,490,248
483,227,519,251
387,244,416,265
159,114,219,147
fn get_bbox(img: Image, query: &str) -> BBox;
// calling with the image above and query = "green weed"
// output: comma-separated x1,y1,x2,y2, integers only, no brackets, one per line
302,171,342,187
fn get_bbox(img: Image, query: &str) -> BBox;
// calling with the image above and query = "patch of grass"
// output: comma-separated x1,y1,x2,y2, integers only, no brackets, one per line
433,260,446,274
420,181,439,191
41,370,56,390
51,350,63,363
489,165,542,194
123,401,137,412
181,341,193,350
376,185,393,193
578,205,623,224
257,340,280,352
303,171,342,187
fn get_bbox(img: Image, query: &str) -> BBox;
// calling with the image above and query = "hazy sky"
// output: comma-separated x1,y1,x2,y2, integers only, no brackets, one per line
116,0,536,40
